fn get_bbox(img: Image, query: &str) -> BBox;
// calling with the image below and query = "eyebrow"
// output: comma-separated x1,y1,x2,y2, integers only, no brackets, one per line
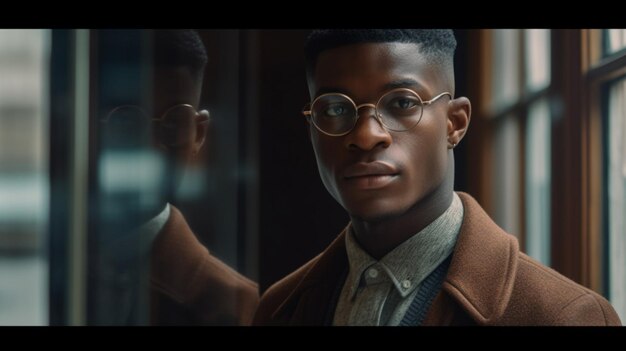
382,78,427,93
314,86,351,98
313,78,430,100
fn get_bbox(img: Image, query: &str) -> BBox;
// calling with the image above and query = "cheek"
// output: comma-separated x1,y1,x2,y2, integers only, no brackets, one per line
397,121,448,187
310,131,342,198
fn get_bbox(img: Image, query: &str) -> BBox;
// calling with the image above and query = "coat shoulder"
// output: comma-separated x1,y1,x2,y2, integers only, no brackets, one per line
152,251,260,325
501,253,621,326
253,254,321,325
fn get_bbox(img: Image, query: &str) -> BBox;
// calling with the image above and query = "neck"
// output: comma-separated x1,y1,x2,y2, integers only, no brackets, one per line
350,167,455,260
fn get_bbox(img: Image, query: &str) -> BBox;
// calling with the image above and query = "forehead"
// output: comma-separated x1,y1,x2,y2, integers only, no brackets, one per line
310,42,439,99
151,66,200,110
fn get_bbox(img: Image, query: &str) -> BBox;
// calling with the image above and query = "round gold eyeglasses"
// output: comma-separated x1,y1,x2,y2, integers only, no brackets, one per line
101,104,209,147
302,88,452,136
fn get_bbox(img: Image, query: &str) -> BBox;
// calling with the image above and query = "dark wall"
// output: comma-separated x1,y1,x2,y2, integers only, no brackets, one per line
176,30,243,270
255,30,348,292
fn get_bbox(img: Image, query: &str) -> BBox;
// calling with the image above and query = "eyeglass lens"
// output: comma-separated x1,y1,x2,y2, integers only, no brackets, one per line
106,105,197,146
310,90,423,134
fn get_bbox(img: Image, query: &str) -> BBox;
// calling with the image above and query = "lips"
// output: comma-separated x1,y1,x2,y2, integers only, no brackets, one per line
343,161,399,178
343,161,399,189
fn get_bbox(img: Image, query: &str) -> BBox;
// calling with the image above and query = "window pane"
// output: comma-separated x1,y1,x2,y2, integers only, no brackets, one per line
525,99,551,265
492,114,521,236
86,30,253,325
524,29,551,92
604,29,626,55
490,29,520,113
606,78,626,321
0,29,50,325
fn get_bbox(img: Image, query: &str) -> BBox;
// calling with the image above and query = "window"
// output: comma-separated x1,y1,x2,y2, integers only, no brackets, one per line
605,29,626,55
492,114,521,237
0,29,50,325
470,28,626,315
525,99,551,265
575,28,626,322
605,77,626,321
474,29,552,264
3,28,322,326
43,29,262,326
525,29,551,92
524,29,551,265
490,29,521,113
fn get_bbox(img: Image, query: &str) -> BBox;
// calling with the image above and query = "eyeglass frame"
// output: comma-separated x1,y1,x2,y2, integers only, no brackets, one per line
302,88,452,137
100,103,210,147
101,103,210,124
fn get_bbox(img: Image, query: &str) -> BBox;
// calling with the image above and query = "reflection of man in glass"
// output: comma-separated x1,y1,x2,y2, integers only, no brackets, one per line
254,29,621,326
98,30,258,325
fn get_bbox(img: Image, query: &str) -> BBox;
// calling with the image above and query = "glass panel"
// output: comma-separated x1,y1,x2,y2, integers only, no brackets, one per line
606,78,626,322
605,29,626,55
0,29,50,325
524,29,551,92
490,29,520,113
87,30,254,325
525,99,551,265
492,114,521,236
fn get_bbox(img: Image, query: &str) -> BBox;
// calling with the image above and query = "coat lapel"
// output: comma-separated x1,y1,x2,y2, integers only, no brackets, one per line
272,225,350,325
432,192,519,325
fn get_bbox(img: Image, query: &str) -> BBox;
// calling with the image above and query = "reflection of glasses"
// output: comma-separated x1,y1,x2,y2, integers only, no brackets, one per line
101,104,209,147
302,88,452,136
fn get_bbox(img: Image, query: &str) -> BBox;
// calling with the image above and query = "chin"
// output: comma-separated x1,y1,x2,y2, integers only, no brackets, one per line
343,199,410,223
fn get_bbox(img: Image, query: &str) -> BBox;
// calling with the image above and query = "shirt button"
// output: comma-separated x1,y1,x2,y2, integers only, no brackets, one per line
402,280,412,289
367,268,379,278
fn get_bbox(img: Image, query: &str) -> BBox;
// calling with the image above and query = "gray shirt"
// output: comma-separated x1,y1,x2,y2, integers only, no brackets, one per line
333,193,464,326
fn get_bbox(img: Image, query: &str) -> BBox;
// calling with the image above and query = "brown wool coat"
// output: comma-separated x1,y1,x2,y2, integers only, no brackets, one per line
150,206,259,325
253,192,621,326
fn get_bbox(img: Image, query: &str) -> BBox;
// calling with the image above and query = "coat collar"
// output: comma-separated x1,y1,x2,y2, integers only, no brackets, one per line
272,226,349,324
272,192,519,325
441,192,518,324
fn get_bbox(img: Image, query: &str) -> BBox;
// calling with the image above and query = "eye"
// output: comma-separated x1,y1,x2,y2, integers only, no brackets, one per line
324,103,350,117
391,97,418,110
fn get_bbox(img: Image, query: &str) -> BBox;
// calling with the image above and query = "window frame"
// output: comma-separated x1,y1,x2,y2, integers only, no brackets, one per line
468,29,626,295
583,29,626,293
467,29,553,256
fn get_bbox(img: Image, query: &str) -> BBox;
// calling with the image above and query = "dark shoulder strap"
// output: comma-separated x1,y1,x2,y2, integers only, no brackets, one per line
399,255,452,326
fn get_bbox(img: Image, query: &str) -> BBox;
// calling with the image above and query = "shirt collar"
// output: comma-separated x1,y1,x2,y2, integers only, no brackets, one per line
344,193,464,300
138,202,171,251
104,203,171,265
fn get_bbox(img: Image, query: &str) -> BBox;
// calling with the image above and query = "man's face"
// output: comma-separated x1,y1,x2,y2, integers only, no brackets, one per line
99,65,205,223
152,66,203,158
308,42,452,222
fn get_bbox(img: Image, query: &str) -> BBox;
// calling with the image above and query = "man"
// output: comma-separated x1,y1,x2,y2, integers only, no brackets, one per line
253,29,621,326
97,29,258,325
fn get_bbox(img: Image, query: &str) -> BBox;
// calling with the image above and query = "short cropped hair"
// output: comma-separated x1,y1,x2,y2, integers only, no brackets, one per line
304,29,456,76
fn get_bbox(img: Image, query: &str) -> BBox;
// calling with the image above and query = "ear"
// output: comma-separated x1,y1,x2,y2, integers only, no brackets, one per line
446,97,471,149
192,109,210,154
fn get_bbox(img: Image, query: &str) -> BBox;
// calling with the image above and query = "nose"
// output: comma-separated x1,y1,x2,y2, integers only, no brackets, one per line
344,104,392,151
